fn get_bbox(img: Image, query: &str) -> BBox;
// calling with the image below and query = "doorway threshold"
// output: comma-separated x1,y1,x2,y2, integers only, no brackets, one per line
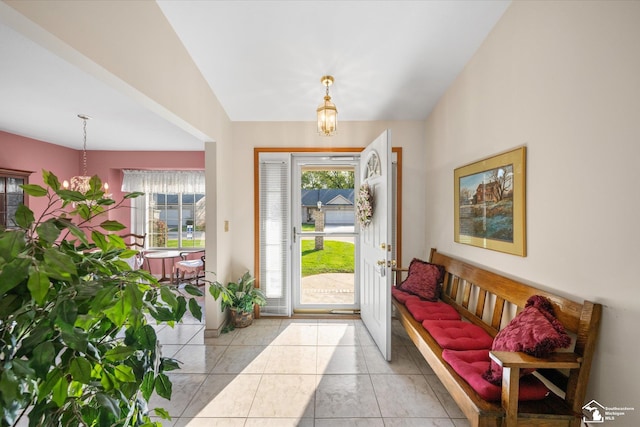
290,308,360,319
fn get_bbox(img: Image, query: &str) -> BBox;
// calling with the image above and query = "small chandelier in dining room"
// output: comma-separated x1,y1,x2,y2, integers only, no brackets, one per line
63,114,110,196
317,75,337,136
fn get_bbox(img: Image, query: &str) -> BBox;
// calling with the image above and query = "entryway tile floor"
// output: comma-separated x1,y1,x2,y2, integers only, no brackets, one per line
149,310,471,427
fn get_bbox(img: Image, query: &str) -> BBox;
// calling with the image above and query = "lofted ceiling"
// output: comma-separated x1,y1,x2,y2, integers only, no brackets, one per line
0,1,510,151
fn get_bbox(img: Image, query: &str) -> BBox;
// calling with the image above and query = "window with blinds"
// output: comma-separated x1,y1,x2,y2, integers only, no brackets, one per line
0,169,31,229
258,155,291,316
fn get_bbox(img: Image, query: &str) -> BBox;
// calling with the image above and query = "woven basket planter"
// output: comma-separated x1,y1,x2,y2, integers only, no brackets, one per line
230,308,253,328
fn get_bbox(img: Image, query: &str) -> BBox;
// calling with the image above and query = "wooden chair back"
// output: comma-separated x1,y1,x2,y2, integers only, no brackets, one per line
120,233,146,250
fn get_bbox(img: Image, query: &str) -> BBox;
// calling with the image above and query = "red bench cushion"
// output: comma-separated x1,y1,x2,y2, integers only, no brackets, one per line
442,349,549,402
422,320,494,351
397,258,445,301
391,287,420,304
483,295,572,385
405,299,460,321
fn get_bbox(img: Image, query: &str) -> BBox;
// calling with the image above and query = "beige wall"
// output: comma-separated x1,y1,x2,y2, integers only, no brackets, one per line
228,121,425,274
424,0,640,420
229,121,427,275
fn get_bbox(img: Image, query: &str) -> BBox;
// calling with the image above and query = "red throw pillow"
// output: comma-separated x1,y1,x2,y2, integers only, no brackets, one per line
483,295,572,385
398,258,445,301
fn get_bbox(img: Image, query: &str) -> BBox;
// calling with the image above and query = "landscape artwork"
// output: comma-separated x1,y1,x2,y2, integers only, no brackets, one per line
454,147,526,256
458,165,514,242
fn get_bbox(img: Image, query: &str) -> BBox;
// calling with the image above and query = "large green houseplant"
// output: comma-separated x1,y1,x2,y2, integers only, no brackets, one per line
209,272,266,328
0,171,203,427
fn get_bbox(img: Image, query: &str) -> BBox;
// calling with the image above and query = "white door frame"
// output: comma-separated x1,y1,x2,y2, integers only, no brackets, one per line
254,147,402,319
291,154,361,313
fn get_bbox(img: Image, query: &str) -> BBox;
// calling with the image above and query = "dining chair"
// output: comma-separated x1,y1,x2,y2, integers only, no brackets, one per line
173,250,206,285
120,233,146,269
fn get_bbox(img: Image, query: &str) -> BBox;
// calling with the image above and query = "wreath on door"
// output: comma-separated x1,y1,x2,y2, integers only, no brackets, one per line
356,183,373,227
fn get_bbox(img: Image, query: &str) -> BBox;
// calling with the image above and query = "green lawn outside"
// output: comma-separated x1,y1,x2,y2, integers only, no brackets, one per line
161,236,352,277
301,223,315,232
165,239,205,248
301,239,355,276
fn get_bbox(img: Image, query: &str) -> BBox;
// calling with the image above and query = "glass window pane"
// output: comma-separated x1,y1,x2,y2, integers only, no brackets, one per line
0,173,28,229
7,178,20,192
144,190,205,249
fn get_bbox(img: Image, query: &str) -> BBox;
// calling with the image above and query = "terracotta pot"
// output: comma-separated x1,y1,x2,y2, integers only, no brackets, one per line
230,308,253,328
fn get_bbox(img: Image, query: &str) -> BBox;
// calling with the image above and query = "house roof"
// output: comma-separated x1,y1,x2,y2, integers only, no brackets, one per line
301,189,354,207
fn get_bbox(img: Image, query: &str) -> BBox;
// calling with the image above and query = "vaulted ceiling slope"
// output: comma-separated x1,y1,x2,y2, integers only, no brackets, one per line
0,1,510,150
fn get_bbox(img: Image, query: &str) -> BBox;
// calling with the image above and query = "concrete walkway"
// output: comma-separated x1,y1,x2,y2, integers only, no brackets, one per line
300,273,355,304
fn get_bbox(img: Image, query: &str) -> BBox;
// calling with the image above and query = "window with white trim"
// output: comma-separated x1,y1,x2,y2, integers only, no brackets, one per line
122,170,205,250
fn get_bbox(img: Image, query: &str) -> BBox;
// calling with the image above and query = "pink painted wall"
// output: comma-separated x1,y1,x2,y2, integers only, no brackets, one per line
0,131,79,219
0,131,205,276
0,131,204,229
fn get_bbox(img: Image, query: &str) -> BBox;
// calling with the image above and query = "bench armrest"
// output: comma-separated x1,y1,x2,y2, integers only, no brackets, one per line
489,351,582,370
489,351,581,425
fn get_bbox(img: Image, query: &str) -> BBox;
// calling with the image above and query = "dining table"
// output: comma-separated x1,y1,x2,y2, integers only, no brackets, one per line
143,250,183,282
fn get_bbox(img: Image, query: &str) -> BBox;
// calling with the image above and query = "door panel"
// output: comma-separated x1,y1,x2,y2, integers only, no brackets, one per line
292,156,359,312
359,130,393,361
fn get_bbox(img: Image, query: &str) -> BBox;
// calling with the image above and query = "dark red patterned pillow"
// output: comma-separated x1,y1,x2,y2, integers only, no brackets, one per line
483,295,572,385
398,258,445,301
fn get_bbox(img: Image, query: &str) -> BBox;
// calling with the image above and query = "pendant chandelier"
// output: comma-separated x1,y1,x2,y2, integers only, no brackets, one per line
317,75,337,136
63,114,110,197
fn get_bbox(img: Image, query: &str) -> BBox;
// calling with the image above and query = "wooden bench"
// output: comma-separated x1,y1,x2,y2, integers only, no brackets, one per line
392,248,602,427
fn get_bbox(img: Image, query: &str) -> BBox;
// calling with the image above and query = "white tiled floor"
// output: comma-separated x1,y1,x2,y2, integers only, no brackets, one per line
150,307,471,427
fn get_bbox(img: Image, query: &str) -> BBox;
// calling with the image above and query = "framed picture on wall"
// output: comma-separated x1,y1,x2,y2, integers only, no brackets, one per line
454,147,526,256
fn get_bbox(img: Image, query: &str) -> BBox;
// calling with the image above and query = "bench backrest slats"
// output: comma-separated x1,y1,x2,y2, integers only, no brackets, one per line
491,297,506,331
450,275,460,300
431,250,583,333
475,289,487,318
462,281,472,310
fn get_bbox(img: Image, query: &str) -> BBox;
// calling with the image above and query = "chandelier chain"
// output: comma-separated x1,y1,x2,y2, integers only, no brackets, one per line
81,117,88,176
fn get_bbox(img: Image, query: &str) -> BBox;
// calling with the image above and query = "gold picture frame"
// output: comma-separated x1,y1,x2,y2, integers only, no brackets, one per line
454,147,526,256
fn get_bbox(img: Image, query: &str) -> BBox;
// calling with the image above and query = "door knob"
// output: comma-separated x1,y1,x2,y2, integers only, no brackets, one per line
377,260,397,267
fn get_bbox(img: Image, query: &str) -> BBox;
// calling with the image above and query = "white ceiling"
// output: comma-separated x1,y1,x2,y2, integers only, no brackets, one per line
0,1,510,151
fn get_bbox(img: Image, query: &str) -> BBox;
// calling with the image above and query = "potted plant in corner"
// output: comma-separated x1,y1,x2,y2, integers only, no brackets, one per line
209,271,266,328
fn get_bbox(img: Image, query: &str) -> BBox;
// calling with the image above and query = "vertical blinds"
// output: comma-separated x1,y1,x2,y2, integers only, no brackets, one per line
259,159,290,316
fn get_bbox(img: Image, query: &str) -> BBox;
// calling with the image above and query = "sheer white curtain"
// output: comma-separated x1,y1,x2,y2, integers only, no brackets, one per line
121,170,205,194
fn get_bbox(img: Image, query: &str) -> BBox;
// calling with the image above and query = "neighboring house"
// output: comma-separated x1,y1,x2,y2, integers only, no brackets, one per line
301,189,355,225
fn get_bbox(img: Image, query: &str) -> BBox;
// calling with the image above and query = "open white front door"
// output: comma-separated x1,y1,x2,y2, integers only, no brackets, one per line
359,130,393,361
